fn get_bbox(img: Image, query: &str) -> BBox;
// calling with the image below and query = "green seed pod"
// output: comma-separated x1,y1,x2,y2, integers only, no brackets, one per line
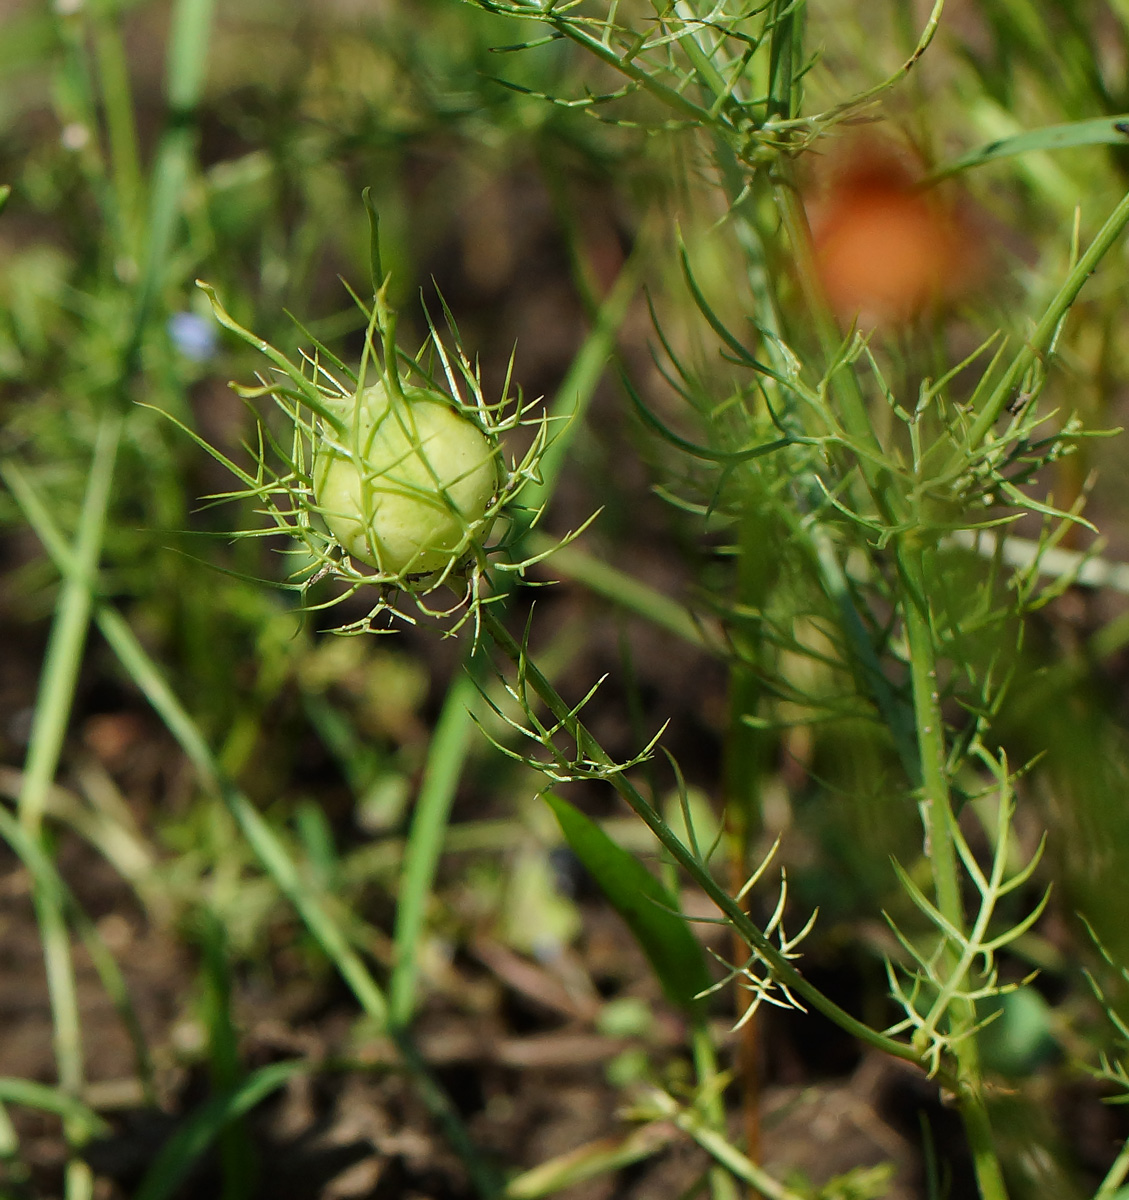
314,380,499,580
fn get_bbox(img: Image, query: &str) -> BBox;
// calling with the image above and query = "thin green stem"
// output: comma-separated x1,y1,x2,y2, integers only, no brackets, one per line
1096,1132,1129,1198
197,911,256,1200
899,551,1008,1200
962,187,1129,454
51,5,112,216
691,1021,740,1200
481,0,721,128
32,888,84,1183
480,608,933,1077
0,799,156,1105
165,0,215,114
766,0,797,122
901,564,963,936
643,1089,806,1200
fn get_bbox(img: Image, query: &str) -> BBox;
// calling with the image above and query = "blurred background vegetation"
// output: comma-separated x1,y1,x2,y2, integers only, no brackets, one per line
5,0,1129,1197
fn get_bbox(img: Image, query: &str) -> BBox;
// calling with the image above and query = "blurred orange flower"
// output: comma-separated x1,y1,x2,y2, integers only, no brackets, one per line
809,144,977,326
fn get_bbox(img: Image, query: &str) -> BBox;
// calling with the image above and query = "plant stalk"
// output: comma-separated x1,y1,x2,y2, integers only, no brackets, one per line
963,186,1129,454
773,148,1009,1200
479,608,934,1076
899,550,1008,1200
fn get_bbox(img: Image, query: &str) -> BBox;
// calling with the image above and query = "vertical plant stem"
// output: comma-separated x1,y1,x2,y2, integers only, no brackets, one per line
691,1022,740,1200
899,551,1008,1200
14,7,213,1192
723,499,773,1178
773,132,1009,1200
51,5,112,211
19,412,121,1089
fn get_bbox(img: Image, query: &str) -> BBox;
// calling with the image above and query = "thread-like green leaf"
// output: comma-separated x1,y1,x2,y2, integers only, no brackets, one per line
543,793,711,1014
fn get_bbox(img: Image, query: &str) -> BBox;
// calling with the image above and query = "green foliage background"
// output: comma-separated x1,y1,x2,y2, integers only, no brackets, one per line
5,1,1129,1198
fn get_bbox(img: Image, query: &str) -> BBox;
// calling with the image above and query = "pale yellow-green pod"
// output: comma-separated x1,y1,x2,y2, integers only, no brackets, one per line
314,380,499,580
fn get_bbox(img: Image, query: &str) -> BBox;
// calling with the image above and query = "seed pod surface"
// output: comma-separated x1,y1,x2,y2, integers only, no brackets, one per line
314,381,498,577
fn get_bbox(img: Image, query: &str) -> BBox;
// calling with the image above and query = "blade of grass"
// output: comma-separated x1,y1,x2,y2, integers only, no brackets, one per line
6,457,504,1198
503,1123,675,1199
90,5,143,246
196,911,256,1200
388,666,480,1028
0,1079,109,1144
122,0,216,378
12,408,122,1200
17,410,123,835
525,531,717,651
0,802,156,1106
132,1061,305,1200
0,1099,17,1158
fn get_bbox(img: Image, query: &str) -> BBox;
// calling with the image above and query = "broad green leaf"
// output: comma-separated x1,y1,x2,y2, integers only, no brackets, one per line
932,116,1129,180
543,793,712,1015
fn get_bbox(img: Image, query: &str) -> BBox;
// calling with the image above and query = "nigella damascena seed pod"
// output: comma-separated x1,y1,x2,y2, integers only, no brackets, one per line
314,380,499,581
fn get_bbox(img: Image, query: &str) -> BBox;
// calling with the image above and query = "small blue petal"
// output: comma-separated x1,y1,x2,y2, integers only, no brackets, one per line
168,311,218,362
